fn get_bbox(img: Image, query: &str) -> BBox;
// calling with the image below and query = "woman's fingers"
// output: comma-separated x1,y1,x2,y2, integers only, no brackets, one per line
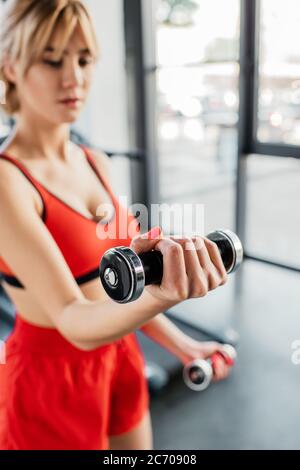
203,237,228,286
131,230,228,306
130,226,162,255
170,236,227,295
131,228,189,304
153,238,188,301
212,356,227,381
169,237,209,298
212,352,232,382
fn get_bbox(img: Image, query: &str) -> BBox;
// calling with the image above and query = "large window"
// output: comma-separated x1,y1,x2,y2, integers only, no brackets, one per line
239,0,300,270
245,155,300,268
137,0,299,271
257,0,300,145
147,0,240,233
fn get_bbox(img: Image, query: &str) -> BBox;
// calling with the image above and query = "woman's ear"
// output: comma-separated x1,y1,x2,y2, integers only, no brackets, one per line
3,57,17,85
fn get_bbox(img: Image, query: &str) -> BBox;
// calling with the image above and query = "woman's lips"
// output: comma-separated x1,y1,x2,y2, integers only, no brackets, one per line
59,98,82,109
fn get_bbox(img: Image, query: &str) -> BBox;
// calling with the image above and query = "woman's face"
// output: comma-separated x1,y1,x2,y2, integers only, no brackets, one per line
14,26,96,125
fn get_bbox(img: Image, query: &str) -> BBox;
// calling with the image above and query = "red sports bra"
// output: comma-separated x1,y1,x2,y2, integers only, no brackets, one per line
0,146,139,289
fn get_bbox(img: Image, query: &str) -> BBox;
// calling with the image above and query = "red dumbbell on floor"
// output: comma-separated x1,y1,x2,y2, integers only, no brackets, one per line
182,344,237,391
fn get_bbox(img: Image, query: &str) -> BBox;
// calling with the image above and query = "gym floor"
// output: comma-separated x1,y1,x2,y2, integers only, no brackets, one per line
1,258,299,450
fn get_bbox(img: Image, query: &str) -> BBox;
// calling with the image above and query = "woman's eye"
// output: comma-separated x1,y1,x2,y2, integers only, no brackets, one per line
79,57,92,67
43,59,63,68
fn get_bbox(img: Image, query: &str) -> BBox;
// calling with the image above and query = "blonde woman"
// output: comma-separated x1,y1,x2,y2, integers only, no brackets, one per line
0,0,232,450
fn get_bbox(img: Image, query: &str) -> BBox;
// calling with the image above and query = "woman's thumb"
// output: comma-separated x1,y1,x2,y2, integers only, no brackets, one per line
130,226,162,254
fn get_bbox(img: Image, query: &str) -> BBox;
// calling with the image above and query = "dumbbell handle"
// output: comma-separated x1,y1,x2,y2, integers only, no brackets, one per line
183,344,237,391
100,229,243,303
139,250,163,286
139,229,243,287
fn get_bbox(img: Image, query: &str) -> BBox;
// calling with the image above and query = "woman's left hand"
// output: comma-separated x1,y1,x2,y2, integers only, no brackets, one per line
176,338,234,382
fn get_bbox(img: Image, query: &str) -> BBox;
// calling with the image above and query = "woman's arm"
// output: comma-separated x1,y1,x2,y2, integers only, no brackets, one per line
0,156,227,351
58,292,171,350
140,312,192,360
0,160,173,350
81,149,231,371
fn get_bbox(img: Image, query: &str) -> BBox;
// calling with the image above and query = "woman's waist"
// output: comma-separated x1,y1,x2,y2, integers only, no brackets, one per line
6,313,123,358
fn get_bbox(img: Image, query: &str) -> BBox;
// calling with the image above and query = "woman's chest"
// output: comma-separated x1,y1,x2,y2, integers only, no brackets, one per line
32,158,114,222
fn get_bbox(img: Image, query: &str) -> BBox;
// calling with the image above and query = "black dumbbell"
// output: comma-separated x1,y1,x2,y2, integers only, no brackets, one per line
99,229,243,304
183,344,237,391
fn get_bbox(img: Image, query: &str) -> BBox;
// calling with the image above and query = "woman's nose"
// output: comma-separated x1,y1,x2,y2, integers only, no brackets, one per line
62,61,84,88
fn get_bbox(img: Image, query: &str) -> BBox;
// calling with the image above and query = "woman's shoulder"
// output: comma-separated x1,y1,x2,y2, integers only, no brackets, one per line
0,150,28,185
0,142,27,175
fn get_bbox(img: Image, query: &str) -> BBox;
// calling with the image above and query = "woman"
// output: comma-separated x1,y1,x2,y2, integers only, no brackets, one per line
0,0,232,450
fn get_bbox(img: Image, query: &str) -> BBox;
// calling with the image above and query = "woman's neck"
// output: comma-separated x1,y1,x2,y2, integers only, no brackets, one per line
11,114,71,163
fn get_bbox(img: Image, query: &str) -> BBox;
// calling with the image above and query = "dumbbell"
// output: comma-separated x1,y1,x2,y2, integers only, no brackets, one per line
183,344,237,391
99,229,243,304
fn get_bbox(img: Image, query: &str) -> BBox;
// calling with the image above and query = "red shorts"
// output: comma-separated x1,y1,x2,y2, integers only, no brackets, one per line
0,315,149,450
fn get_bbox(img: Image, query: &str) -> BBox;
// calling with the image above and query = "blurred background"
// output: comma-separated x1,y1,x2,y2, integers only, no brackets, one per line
1,0,300,450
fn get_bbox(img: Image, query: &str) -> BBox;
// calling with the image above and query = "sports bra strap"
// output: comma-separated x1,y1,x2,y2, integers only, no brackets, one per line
0,153,43,190
0,153,47,220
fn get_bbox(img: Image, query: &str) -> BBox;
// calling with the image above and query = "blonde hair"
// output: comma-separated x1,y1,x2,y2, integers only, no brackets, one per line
0,0,100,115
